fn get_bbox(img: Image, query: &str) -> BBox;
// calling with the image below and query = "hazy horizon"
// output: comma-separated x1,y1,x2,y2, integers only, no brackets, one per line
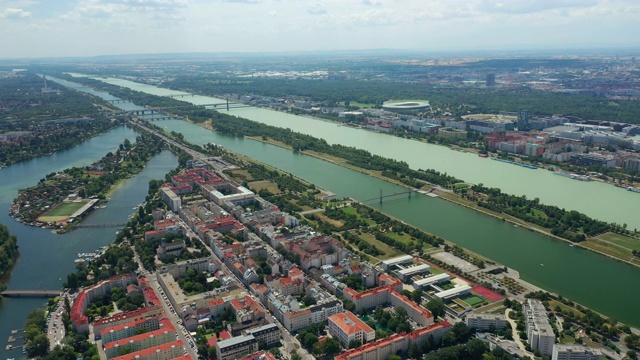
1,0,639,59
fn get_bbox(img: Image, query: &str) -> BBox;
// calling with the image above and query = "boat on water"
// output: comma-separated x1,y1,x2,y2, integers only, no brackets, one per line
478,153,488,158
627,187,640,193
540,263,544,266
569,244,574,247
553,170,592,181
490,157,537,169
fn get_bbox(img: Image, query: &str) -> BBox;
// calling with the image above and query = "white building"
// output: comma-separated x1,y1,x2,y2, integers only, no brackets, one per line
434,285,471,300
524,299,555,357
396,264,431,281
412,273,451,288
552,344,604,360
466,313,507,331
216,335,259,360
381,255,413,270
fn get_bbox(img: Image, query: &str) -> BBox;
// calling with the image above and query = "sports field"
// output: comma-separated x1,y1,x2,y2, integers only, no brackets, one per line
38,201,88,222
462,296,485,307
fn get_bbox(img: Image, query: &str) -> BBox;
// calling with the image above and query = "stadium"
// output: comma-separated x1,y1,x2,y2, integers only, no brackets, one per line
382,100,430,112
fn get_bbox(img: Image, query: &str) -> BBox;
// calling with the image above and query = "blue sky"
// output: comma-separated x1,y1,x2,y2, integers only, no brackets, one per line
1,0,638,58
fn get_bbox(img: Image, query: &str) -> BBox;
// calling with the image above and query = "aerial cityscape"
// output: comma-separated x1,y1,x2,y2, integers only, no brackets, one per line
1,1,640,360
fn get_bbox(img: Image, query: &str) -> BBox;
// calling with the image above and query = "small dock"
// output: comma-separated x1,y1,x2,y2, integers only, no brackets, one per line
7,335,24,342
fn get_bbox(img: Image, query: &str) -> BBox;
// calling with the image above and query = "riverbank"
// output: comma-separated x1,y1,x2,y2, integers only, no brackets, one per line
0,224,19,288
237,133,640,269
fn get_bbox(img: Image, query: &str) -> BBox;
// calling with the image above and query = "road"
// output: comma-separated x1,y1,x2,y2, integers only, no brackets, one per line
47,294,67,350
131,245,199,359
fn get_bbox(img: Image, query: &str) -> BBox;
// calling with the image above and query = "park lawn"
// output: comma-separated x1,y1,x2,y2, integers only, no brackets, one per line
387,231,416,245
548,299,584,318
248,180,281,194
530,208,548,219
453,183,470,189
476,300,505,313
356,232,403,260
229,169,254,181
583,238,633,260
559,336,576,344
315,212,345,228
594,232,640,251
341,206,376,226
45,201,88,217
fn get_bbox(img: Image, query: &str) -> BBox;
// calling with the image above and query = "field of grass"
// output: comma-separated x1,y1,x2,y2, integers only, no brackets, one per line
464,296,485,307
315,212,345,228
548,299,584,318
356,232,403,260
229,169,254,181
386,231,415,244
341,206,376,226
583,239,632,260
248,180,281,194
45,201,87,217
39,201,89,222
594,232,640,251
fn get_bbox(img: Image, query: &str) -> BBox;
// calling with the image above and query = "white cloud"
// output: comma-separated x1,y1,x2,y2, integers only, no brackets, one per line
0,7,32,18
0,0,639,58
307,2,327,15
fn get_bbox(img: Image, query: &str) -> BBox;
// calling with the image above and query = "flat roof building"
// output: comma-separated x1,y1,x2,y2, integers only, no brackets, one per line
396,264,430,281
381,255,413,270
552,344,604,360
466,313,507,331
216,334,259,360
524,299,555,357
434,284,471,300
412,273,451,288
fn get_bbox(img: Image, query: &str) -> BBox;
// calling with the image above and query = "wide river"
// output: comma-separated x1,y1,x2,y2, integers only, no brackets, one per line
0,106,178,356
83,76,640,231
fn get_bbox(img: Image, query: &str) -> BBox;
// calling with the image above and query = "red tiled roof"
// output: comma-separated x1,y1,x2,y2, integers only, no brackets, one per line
93,306,161,327
329,311,374,336
110,339,184,360
104,320,175,350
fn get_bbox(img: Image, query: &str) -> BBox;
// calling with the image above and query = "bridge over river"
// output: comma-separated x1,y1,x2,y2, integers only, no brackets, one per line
1,290,61,298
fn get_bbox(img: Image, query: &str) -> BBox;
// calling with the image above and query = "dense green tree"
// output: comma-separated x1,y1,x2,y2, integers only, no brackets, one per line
426,298,446,319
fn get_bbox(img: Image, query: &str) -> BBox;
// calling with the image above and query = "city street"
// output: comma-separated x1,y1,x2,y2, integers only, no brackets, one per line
131,247,199,359
47,296,66,350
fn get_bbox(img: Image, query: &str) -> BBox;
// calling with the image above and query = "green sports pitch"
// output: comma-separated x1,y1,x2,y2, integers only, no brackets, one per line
38,201,89,222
